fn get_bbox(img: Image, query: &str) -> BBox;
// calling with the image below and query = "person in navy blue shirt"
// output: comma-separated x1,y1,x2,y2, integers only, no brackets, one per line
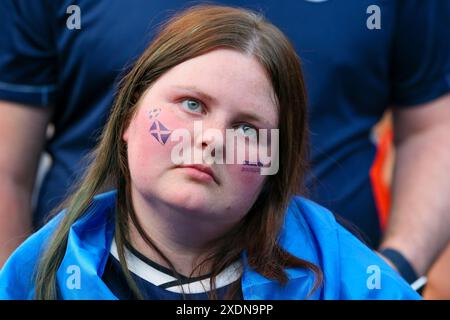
0,0,449,292
0,6,420,299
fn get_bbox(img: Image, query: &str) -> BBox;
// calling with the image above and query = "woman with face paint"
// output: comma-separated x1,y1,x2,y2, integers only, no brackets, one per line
0,5,420,300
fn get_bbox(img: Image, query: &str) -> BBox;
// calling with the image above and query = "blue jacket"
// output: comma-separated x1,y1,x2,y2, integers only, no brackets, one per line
0,191,420,300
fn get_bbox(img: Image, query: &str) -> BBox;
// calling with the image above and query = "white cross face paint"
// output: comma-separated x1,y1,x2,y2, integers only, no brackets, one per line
148,108,173,145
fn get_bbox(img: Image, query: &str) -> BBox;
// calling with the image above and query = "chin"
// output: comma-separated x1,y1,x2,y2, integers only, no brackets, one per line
161,187,213,213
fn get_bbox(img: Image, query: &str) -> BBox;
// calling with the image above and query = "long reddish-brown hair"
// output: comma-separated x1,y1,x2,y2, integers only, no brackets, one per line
34,4,322,299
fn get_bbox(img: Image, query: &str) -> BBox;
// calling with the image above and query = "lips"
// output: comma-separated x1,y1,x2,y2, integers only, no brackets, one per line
176,164,218,184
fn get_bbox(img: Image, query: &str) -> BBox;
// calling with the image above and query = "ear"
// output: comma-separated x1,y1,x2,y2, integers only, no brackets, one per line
122,124,130,142
122,104,142,142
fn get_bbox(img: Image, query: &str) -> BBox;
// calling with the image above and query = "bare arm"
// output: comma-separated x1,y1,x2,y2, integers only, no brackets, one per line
380,93,450,276
0,101,51,267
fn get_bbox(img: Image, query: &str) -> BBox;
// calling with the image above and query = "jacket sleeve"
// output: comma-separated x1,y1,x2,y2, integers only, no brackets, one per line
336,224,421,300
0,0,57,107
390,0,450,106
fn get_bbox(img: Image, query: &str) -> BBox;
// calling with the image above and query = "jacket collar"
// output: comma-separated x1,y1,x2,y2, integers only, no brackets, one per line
57,191,320,300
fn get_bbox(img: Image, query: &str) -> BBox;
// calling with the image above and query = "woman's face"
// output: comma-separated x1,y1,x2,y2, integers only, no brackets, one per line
123,48,278,225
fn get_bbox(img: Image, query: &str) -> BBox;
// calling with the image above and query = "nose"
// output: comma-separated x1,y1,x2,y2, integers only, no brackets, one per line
193,118,226,163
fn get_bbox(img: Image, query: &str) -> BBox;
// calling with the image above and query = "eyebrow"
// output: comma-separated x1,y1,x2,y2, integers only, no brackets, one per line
234,111,275,128
171,85,218,105
170,85,276,128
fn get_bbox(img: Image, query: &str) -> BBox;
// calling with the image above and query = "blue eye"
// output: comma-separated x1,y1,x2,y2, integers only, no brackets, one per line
181,99,203,114
236,124,258,137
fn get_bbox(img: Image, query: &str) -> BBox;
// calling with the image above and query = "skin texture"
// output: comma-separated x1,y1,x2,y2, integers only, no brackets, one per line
380,93,450,278
423,244,450,299
123,48,278,276
0,101,52,267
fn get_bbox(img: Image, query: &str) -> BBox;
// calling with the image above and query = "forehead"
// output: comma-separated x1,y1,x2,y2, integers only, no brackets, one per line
148,48,278,126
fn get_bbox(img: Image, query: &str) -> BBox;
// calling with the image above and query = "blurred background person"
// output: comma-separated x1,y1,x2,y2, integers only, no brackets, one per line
372,111,450,299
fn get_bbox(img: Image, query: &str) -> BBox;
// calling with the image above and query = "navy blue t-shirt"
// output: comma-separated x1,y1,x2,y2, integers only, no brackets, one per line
102,240,242,300
1,0,449,246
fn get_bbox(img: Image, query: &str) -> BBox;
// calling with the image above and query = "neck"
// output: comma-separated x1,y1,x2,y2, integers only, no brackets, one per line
127,188,235,277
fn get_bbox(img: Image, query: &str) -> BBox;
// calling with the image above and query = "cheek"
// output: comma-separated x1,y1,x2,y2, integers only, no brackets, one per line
220,165,266,218
225,164,266,198
127,109,193,172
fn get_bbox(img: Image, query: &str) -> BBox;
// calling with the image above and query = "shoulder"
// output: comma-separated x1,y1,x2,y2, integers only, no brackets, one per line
283,197,421,299
0,190,117,300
